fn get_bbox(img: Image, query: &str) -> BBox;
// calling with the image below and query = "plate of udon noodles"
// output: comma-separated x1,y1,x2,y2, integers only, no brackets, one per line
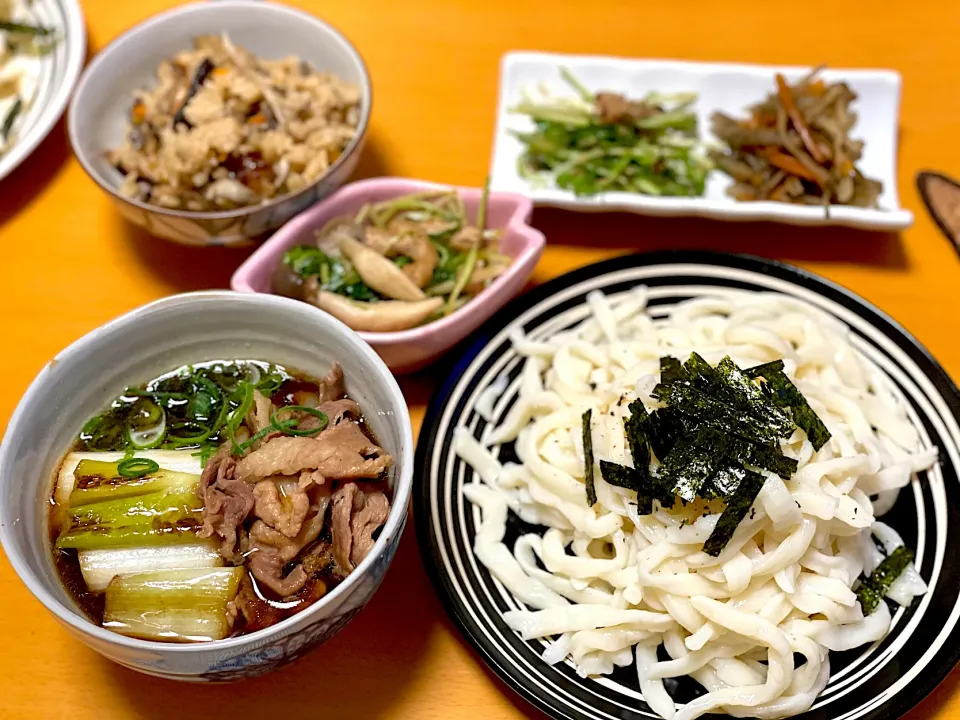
415,251,960,720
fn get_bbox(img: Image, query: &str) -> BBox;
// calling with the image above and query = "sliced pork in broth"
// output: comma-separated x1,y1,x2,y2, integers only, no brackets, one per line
50,359,393,643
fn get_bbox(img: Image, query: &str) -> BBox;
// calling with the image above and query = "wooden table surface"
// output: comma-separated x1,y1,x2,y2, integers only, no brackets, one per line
3,0,960,717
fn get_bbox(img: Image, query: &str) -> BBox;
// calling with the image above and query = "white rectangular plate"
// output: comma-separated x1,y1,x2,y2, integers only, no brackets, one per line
490,52,913,231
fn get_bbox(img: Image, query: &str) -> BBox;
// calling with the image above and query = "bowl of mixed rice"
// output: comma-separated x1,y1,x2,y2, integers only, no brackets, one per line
67,1,370,247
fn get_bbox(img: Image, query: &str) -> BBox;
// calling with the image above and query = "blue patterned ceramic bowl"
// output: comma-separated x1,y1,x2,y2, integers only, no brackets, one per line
67,0,370,247
0,292,413,680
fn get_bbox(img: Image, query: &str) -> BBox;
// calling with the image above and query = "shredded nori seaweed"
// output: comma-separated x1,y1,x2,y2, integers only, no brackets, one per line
579,353,831,550
658,429,726,501
855,546,915,615
600,401,664,512
582,409,596,507
655,381,792,445
623,399,652,475
660,356,688,385
712,463,748,495
599,460,653,514
746,361,832,450
702,470,765,556
646,407,689,461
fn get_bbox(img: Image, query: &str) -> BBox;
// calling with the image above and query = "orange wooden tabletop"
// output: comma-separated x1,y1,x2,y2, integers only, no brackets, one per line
3,0,960,717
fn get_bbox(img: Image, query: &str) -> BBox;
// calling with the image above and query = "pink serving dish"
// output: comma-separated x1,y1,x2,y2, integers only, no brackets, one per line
231,177,546,373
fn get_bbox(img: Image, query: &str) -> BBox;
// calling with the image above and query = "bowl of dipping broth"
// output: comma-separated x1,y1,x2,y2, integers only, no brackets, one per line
0,291,413,680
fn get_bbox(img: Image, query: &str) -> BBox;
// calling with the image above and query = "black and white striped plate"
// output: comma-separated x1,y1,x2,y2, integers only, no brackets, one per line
414,252,960,720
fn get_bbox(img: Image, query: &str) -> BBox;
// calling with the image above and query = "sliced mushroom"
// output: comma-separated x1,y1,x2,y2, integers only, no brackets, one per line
336,233,425,301
311,291,442,332
204,177,259,206
364,226,438,289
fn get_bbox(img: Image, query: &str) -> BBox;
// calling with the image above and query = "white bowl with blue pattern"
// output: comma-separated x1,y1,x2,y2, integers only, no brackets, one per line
0,291,413,680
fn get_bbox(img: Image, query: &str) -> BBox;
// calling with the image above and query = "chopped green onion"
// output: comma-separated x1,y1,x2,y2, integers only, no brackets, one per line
0,21,53,36
2,97,22,142
225,382,254,454
271,405,328,437
256,369,285,396
234,418,298,455
117,458,160,478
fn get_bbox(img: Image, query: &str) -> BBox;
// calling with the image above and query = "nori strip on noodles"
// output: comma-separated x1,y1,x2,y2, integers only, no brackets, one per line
582,409,596,507
702,470,765,556
599,460,653,514
746,361,832,450
855,546,914,615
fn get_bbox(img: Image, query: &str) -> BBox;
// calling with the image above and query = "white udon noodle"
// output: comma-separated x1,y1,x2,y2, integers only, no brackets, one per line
455,287,938,720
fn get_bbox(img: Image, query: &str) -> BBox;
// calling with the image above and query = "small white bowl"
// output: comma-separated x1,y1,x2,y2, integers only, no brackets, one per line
68,0,371,247
491,52,913,231
0,292,413,680
0,0,86,182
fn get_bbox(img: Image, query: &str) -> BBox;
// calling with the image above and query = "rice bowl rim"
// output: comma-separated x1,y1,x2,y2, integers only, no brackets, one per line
66,0,372,221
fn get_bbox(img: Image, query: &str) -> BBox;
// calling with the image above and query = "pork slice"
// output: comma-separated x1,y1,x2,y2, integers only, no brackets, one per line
246,495,330,598
299,469,325,488
317,362,346,403
331,482,359,572
248,548,309,597
245,390,274,435
330,483,391,572
198,445,255,562
252,478,310,537
235,422,391,481
315,398,360,427
350,490,390,567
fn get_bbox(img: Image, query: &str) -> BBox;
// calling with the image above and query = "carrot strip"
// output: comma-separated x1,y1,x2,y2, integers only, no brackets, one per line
769,182,790,202
131,101,146,125
775,74,826,164
759,148,820,183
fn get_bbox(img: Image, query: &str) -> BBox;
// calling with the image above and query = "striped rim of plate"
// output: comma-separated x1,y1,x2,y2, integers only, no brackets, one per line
414,251,960,720
0,0,86,182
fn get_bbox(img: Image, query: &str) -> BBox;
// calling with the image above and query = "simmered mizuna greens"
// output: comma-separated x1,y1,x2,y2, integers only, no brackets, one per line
512,68,708,197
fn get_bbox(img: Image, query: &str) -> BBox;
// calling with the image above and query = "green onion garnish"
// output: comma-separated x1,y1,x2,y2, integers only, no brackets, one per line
0,21,53,37
271,405,329,437
225,382,255,454
117,458,160,478
2,97,22,142
234,419,298,454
